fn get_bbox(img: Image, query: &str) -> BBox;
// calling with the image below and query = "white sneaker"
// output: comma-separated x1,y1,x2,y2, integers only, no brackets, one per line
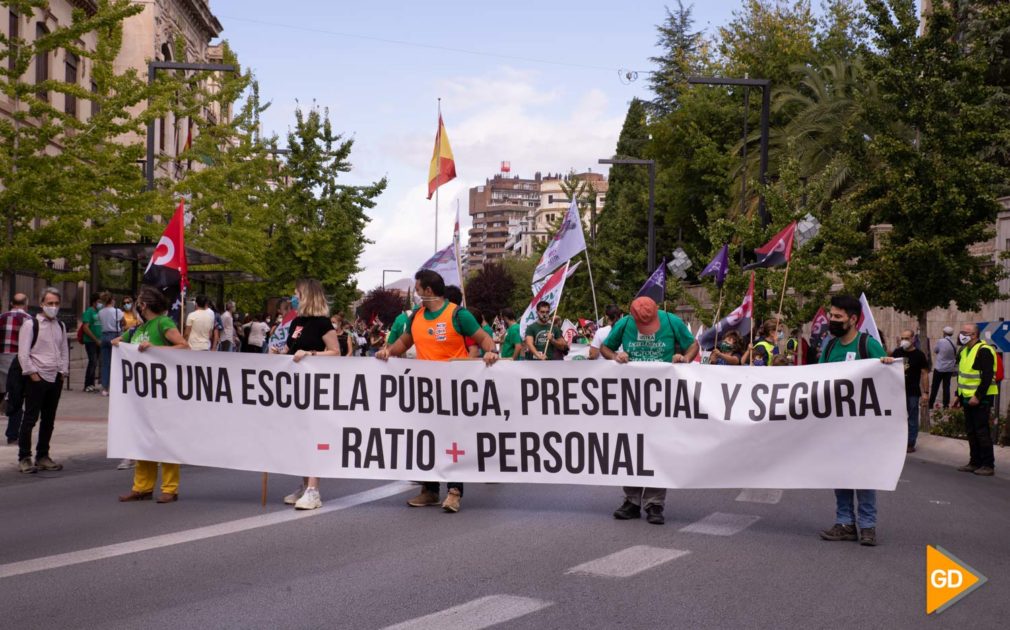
116,459,135,470
283,485,305,505
294,487,322,510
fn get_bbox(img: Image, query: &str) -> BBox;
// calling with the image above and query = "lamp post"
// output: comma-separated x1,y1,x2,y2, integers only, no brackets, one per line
382,269,401,290
598,157,656,272
146,61,238,191
687,76,771,227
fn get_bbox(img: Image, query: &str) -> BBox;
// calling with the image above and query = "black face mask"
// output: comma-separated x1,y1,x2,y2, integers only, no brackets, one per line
828,321,849,338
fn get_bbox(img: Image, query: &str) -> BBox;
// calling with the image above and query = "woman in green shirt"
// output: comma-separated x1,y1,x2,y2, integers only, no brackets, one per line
113,286,190,503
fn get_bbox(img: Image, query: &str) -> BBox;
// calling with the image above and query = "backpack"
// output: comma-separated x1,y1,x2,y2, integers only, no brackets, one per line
823,332,870,361
11,317,67,379
408,303,468,341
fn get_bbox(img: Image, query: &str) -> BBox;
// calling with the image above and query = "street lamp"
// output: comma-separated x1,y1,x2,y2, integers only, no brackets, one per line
382,269,402,290
687,76,771,227
146,61,239,191
599,157,656,273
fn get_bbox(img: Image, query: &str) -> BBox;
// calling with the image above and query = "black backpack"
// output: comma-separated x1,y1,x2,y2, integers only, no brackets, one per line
823,331,870,361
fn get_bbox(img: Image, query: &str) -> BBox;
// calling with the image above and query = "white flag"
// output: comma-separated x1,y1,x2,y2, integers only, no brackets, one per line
419,243,460,288
532,259,582,295
532,197,586,281
519,262,569,338
858,293,881,343
561,319,577,344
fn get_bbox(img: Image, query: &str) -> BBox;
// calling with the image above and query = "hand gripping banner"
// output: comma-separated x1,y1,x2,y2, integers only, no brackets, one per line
109,345,907,490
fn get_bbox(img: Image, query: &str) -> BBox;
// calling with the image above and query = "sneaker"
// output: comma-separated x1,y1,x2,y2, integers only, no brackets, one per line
116,459,135,470
645,505,665,525
283,485,306,505
906,446,916,453
35,456,63,471
859,527,877,546
973,466,995,477
100,390,109,397
957,463,980,472
406,489,440,507
18,458,37,474
613,500,641,520
294,487,322,510
819,523,857,541
84,386,95,393
442,488,461,513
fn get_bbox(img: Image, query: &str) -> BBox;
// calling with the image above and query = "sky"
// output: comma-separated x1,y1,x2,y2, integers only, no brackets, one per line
211,1,750,291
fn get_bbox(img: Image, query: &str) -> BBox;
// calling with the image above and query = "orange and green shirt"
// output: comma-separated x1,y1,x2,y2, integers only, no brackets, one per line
410,301,481,361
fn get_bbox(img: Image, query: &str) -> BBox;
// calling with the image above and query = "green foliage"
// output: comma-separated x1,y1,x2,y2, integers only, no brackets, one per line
647,1,703,116
718,0,818,86
928,408,966,439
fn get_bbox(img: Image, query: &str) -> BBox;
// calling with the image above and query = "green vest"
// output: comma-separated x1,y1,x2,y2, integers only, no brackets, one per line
754,340,777,366
957,342,998,397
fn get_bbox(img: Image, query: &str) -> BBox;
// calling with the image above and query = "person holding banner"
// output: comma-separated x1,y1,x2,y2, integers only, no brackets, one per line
524,302,567,361
588,305,622,360
376,270,499,513
281,279,343,511
115,286,190,503
817,295,893,547
600,296,698,525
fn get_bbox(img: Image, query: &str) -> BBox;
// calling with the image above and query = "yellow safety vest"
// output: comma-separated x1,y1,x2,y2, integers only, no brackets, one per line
754,340,777,366
957,342,998,397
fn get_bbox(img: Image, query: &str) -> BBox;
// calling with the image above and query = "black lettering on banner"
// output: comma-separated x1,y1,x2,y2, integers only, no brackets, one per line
418,377,434,413
542,378,559,415
295,373,312,410
644,378,662,417
601,378,618,416
351,374,369,411
399,375,415,413
811,381,831,418
476,433,495,472
417,430,434,471
859,378,882,416
834,379,855,417
581,379,600,415
405,429,414,470
275,372,292,408
151,363,168,399
588,433,609,474
520,432,541,473
435,379,450,416
673,380,691,417
520,379,538,415
750,384,768,421
121,360,134,394
258,370,274,406
693,382,708,419
462,379,479,416
134,362,149,397
565,433,585,473
176,365,191,400
332,374,348,411
622,379,640,417
562,378,579,415
216,369,233,403
482,381,502,416
768,383,788,421
543,431,563,473
342,427,362,467
241,369,256,405
195,366,213,401
386,428,404,468
612,434,633,475
790,382,809,419
721,383,741,420
636,434,655,476
363,428,385,468
499,432,517,473
313,373,329,410
379,375,396,411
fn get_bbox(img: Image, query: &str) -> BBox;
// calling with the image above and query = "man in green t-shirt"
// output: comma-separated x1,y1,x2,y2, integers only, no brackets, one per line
816,294,893,548
81,292,103,392
600,296,698,525
386,309,412,346
524,301,567,360
499,308,522,360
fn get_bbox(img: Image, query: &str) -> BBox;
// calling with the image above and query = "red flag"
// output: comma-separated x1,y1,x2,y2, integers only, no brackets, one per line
743,222,797,270
427,114,456,199
143,200,188,304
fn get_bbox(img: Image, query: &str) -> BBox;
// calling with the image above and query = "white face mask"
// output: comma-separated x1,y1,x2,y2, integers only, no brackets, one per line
96,302,105,310
899,339,912,350
414,292,439,303
43,306,59,319
958,333,973,345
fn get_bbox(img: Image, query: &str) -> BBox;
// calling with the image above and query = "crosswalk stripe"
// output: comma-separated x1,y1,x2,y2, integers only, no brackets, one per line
680,512,760,536
735,489,783,504
564,545,690,578
383,595,553,630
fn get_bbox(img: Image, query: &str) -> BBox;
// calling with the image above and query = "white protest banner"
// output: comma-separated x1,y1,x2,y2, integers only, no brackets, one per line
519,262,568,339
110,345,907,490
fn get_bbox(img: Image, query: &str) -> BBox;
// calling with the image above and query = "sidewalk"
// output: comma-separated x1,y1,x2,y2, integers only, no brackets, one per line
908,433,1010,481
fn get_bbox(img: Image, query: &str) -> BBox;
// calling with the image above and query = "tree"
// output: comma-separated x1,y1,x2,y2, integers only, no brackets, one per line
267,105,387,310
648,1,704,116
464,262,516,320
356,287,406,326
718,0,818,86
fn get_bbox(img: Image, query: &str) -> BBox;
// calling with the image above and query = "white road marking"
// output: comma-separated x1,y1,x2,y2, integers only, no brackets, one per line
0,481,413,580
564,545,690,578
680,512,761,536
383,595,553,630
735,489,783,504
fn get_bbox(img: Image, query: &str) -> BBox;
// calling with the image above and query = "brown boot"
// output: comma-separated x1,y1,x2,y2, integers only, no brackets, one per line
442,488,462,513
119,490,153,502
156,493,178,503
407,489,440,507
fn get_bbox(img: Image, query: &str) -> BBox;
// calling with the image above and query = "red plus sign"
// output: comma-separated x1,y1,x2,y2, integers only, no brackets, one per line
445,442,466,463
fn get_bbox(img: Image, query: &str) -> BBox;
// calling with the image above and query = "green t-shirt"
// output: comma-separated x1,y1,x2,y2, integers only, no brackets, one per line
501,322,522,360
525,321,565,360
479,324,495,356
387,312,410,345
123,315,177,347
415,301,480,336
819,333,886,363
604,312,695,362
82,307,101,343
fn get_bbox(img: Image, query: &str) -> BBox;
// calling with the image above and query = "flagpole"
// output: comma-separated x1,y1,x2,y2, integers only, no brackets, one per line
712,283,725,355
455,199,467,306
434,98,441,254
776,258,792,335
583,253,600,323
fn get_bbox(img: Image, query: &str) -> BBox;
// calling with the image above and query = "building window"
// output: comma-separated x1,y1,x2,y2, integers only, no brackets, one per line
64,52,78,117
35,22,49,102
8,11,18,73
90,79,100,117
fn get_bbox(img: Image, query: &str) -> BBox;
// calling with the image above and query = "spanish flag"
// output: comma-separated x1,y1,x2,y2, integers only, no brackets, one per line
427,114,456,199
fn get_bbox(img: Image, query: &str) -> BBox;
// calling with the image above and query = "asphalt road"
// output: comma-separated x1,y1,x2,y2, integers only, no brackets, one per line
0,448,1006,629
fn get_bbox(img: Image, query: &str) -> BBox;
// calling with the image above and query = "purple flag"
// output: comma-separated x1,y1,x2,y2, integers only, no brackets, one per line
699,244,729,287
635,258,667,303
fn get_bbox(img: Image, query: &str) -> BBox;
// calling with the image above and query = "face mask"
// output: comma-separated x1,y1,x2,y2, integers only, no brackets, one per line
828,321,848,338
290,294,300,311
43,306,59,319
96,302,104,310
414,293,440,303
899,339,911,350
959,333,972,345
719,343,732,352
777,331,784,341
123,303,133,311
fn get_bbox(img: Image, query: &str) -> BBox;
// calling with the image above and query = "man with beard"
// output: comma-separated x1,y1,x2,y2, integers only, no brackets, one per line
817,295,894,547
524,301,567,361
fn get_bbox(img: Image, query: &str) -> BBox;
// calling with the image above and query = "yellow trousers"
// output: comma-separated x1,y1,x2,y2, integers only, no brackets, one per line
133,461,180,495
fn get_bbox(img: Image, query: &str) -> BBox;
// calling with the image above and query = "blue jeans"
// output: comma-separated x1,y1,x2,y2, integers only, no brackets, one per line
83,342,99,388
100,331,118,390
906,395,920,447
834,489,876,529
